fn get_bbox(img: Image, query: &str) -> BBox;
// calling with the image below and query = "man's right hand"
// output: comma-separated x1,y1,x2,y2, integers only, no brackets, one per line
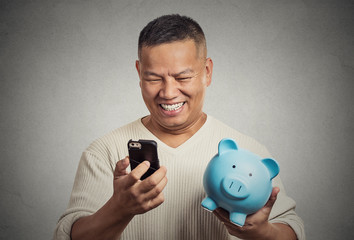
112,156,168,218
71,157,167,240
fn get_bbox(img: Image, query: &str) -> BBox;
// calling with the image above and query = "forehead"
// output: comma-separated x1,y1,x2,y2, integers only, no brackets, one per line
139,40,201,66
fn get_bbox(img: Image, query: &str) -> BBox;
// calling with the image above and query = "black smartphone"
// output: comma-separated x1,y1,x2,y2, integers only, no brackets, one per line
128,139,160,180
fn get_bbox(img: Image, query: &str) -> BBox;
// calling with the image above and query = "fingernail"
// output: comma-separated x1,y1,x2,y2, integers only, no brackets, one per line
143,161,150,167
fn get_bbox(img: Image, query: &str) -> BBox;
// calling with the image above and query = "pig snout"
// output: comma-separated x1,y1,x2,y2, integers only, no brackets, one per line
222,177,249,199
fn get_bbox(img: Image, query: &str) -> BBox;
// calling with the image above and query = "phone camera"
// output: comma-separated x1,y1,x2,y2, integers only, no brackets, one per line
129,142,142,149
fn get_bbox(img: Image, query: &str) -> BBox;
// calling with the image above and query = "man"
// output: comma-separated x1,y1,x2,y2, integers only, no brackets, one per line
54,14,305,239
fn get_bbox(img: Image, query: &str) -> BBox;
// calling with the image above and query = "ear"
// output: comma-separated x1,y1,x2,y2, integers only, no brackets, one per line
218,138,238,155
136,60,142,88
135,60,140,74
261,158,280,180
205,57,213,87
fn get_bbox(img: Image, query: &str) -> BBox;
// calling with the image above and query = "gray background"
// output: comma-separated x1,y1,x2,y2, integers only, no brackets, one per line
1,0,353,239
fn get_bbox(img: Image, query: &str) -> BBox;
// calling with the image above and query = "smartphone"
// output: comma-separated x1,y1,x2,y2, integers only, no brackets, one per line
128,139,160,180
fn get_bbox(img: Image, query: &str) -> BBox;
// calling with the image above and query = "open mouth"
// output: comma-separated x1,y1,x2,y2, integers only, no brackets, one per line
160,102,185,111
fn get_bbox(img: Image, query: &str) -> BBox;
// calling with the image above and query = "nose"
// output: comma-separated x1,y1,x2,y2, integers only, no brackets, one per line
222,177,249,199
159,78,179,100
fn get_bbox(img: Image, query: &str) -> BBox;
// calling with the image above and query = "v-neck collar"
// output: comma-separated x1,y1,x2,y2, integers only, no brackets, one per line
135,115,212,155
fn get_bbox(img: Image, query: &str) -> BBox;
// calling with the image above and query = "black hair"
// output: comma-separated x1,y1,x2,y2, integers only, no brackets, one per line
138,14,206,58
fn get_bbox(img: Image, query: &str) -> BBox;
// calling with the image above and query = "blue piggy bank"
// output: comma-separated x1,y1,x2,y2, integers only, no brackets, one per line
201,138,279,226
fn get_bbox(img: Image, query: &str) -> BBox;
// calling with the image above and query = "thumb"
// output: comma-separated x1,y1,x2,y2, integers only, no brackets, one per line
261,187,280,215
114,156,130,179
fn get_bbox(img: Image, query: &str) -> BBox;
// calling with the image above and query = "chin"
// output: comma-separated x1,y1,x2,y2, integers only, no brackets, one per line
158,116,188,129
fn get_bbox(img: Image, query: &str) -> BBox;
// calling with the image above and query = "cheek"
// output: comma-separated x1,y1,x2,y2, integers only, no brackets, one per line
141,84,159,99
188,84,207,100
182,78,206,94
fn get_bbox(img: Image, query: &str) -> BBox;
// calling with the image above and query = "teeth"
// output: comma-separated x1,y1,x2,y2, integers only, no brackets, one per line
160,102,184,111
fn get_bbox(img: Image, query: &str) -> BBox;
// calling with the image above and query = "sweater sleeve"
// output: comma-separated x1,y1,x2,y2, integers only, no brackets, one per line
53,150,115,240
261,146,306,240
268,175,306,240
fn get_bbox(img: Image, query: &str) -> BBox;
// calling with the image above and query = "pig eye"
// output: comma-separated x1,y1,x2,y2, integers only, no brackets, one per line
232,165,236,168
249,173,253,177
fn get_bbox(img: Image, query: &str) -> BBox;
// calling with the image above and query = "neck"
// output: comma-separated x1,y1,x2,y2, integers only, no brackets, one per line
142,113,207,148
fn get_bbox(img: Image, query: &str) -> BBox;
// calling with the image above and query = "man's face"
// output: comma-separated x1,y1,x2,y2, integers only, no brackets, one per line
136,40,213,132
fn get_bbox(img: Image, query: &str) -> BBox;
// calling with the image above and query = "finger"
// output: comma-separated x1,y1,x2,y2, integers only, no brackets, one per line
145,191,165,210
114,157,130,179
140,166,167,193
213,207,231,224
142,173,168,201
125,161,151,187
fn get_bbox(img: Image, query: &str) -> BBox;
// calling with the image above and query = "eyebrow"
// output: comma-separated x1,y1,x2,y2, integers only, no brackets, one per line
143,71,162,78
172,69,195,77
143,68,195,78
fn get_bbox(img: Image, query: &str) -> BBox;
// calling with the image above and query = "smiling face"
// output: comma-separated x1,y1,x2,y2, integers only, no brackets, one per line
136,40,213,133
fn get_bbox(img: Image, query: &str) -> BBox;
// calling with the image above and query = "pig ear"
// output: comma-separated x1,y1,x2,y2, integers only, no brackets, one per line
218,138,238,155
261,158,280,180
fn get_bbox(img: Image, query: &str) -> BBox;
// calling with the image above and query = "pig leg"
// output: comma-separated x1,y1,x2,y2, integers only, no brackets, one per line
229,212,247,227
201,197,218,211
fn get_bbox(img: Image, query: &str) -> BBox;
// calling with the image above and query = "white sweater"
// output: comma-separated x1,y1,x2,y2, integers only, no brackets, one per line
53,116,305,240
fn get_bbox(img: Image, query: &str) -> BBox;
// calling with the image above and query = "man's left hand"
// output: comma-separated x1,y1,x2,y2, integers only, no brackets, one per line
213,187,280,239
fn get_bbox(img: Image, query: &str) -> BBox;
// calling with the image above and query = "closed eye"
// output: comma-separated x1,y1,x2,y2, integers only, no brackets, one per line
176,77,192,81
144,78,162,82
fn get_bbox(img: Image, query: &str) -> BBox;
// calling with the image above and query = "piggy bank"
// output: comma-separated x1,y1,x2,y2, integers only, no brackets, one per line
201,138,279,226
